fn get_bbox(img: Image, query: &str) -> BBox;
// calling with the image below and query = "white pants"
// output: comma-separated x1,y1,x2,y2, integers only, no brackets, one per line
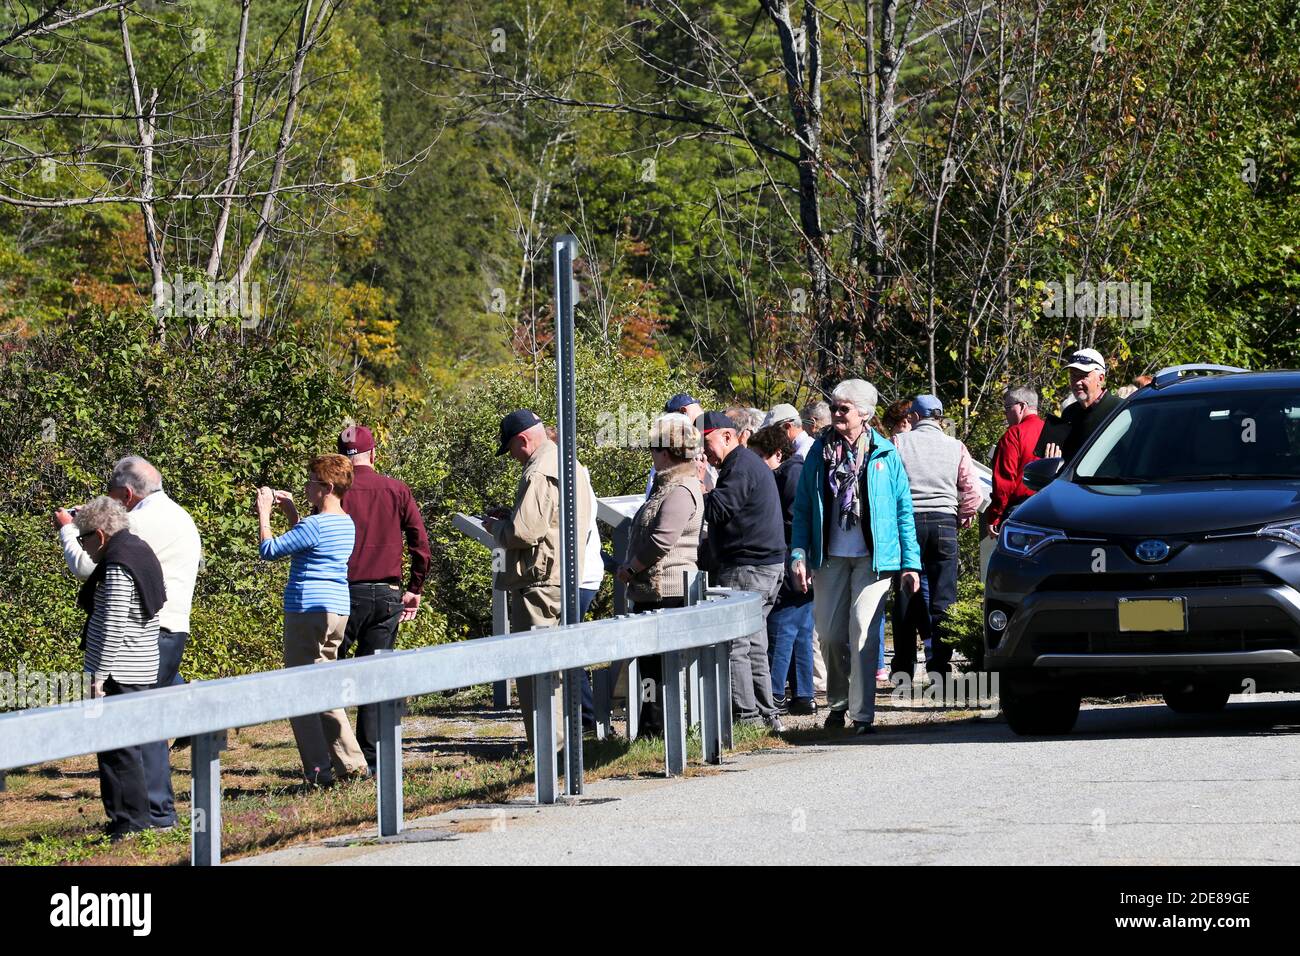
813,555,892,723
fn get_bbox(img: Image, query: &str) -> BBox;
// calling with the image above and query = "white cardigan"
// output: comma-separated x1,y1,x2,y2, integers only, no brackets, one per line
62,491,202,634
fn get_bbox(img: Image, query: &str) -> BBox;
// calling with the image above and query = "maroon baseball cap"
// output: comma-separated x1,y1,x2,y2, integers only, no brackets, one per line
338,424,375,456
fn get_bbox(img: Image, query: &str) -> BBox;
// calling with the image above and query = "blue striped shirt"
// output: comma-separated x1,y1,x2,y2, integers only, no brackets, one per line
259,513,355,614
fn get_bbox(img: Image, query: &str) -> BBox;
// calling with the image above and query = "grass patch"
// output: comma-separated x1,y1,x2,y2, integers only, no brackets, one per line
0,704,782,866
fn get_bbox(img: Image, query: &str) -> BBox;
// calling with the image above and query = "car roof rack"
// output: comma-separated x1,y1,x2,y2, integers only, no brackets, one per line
1151,364,1249,389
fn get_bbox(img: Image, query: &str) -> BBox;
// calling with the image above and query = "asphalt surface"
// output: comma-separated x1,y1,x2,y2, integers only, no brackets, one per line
237,693,1300,866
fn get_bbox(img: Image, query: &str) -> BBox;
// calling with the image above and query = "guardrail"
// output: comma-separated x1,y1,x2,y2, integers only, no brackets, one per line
0,582,761,866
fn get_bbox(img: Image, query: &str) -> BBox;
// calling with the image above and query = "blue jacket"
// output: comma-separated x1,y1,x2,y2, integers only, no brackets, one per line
791,429,921,574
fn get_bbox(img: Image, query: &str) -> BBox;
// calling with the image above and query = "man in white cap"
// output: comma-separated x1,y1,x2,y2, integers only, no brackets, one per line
1044,348,1123,463
763,403,814,460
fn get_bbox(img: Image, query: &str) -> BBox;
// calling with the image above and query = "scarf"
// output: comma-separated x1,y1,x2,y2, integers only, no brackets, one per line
822,427,870,531
77,529,168,646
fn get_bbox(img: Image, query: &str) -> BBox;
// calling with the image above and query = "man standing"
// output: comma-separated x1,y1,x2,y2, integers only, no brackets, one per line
55,456,201,830
1044,348,1123,463
987,388,1045,536
890,397,981,682
483,410,593,752
763,403,814,460
699,411,788,731
336,425,431,772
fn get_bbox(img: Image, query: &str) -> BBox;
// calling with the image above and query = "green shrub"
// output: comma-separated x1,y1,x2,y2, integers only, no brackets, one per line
0,309,354,681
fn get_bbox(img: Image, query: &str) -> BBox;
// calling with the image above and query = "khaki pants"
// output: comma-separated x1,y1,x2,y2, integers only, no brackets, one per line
508,585,565,753
283,611,368,782
813,556,891,724
811,627,828,694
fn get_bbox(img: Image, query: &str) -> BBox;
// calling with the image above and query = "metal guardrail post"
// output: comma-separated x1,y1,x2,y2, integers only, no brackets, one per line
191,730,226,866
533,672,558,804
0,770,5,792
610,520,640,740
562,667,583,796
719,641,734,749
700,643,721,764
491,587,510,709
661,649,685,776
376,648,403,837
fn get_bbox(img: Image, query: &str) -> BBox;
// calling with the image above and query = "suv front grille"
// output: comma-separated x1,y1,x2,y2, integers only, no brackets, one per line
1032,631,1299,654
1035,570,1282,592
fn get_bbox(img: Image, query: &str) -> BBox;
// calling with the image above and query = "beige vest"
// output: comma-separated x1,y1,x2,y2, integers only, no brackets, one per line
626,462,703,602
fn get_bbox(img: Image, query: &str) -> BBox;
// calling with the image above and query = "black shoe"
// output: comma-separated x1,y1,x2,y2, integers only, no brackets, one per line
773,695,790,715
823,709,847,730
170,736,190,752
765,714,786,733
788,696,816,715
854,721,875,735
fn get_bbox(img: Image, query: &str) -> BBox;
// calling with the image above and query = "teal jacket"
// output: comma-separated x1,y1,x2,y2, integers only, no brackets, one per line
791,429,921,574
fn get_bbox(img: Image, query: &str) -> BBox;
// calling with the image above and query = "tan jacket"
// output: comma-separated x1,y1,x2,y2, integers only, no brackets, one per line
492,439,594,591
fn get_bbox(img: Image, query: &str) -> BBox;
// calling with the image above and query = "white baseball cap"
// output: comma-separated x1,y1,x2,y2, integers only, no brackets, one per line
1065,347,1107,374
762,403,801,428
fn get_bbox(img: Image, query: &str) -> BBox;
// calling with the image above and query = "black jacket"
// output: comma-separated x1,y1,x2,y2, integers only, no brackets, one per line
773,457,813,606
1061,391,1123,463
704,445,786,567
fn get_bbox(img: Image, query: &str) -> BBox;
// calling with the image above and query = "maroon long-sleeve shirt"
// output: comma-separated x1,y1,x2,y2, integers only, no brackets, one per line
342,465,431,594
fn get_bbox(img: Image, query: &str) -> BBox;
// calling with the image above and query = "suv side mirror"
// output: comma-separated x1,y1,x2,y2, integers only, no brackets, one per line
1024,457,1063,492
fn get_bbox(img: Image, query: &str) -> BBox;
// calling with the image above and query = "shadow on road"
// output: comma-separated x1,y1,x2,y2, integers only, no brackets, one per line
781,695,1300,747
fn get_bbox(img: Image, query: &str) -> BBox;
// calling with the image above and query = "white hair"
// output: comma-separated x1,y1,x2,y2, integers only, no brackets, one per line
74,495,129,537
109,455,162,497
1006,386,1038,410
830,379,879,418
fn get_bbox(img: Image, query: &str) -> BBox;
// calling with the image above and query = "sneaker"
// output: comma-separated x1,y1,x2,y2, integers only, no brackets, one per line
875,668,891,682
823,708,847,730
853,721,875,735
765,714,786,733
773,695,790,715
788,696,816,715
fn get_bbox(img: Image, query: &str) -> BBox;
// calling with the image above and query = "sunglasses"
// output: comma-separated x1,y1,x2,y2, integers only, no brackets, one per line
830,404,855,415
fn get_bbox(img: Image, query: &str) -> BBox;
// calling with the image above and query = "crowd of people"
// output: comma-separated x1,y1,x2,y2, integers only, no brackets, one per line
52,344,1134,837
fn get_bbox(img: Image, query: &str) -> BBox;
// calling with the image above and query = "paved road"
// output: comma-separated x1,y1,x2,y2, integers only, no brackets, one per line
238,694,1300,866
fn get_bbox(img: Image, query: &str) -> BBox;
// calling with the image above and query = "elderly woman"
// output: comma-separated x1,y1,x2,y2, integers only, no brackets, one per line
74,496,165,839
257,453,367,786
616,414,705,736
748,424,817,715
791,379,921,734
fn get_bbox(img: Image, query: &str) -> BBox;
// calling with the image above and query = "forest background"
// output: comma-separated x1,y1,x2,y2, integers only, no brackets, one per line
1,0,1296,676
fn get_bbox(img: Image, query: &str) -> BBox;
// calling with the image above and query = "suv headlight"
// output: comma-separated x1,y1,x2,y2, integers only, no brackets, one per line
999,521,1067,557
1258,520,1300,549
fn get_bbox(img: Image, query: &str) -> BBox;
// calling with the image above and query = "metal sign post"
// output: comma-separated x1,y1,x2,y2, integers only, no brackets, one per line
553,233,584,796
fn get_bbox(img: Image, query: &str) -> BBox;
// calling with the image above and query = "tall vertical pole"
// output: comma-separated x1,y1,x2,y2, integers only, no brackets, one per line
553,233,584,796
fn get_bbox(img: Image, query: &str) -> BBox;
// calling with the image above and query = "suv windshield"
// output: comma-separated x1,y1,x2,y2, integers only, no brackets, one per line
1074,389,1300,483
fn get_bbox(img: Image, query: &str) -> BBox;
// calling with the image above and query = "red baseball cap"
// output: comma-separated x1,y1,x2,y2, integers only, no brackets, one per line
338,424,375,456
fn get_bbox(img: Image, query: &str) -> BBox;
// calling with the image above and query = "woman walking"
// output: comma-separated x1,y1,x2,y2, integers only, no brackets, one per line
790,380,922,734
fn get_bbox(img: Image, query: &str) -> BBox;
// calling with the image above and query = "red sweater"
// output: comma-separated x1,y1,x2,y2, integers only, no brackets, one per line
342,465,431,594
988,413,1045,527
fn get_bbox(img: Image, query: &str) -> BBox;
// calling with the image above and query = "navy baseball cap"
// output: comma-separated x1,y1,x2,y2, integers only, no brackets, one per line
497,409,542,455
909,394,944,417
696,411,738,434
663,393,700,414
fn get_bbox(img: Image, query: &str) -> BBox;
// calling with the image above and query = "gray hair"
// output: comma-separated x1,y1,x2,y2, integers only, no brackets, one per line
109,455,162,498
730,407,765,434
830,379,879,418
802,401,831,427
74,495,129,538
1006,386,1038,410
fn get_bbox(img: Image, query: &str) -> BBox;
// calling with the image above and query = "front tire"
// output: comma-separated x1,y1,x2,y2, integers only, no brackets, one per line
1001,681,1081,735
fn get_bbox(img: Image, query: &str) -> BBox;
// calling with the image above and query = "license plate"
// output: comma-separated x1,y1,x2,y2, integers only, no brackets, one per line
1117,597,1187,632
